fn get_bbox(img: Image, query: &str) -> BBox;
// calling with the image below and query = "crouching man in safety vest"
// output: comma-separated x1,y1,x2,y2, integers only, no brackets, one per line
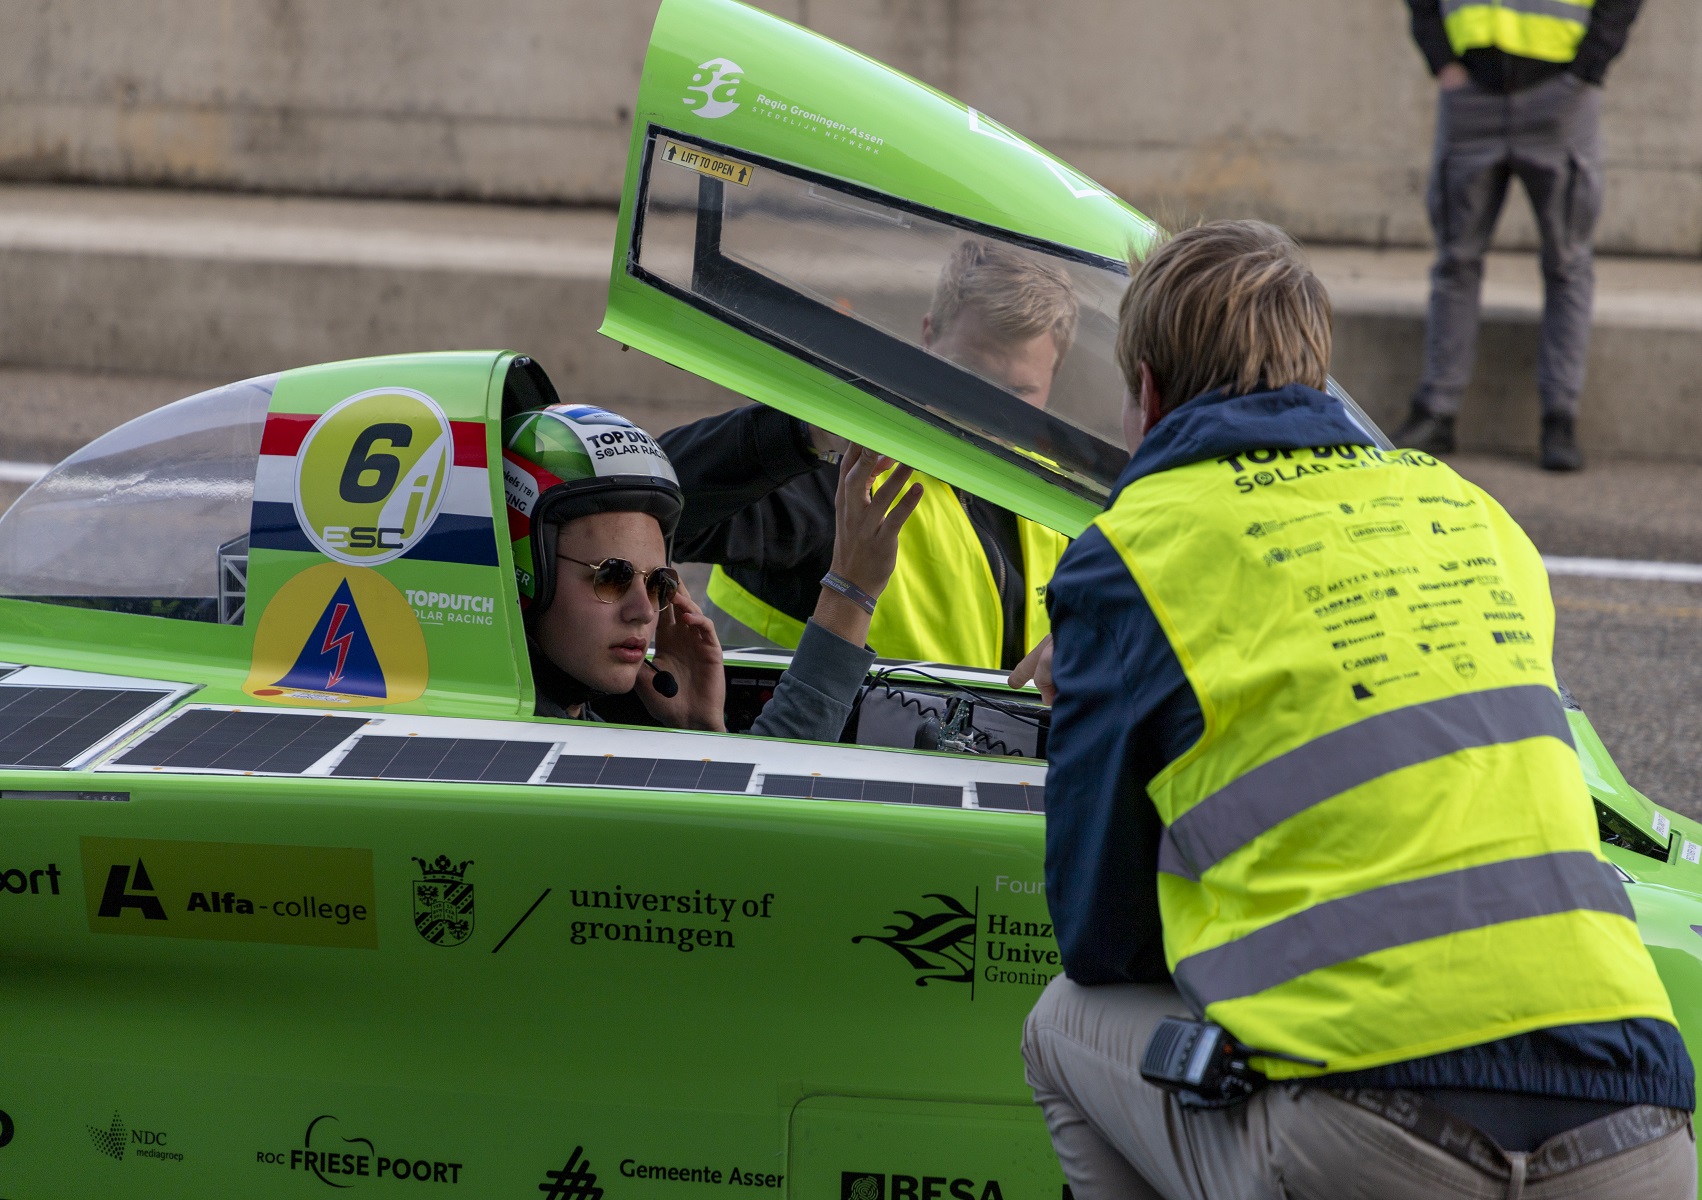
1020,220,1695,1199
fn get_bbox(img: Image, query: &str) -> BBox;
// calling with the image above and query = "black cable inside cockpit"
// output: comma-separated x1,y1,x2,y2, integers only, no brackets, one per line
848,664,1048,758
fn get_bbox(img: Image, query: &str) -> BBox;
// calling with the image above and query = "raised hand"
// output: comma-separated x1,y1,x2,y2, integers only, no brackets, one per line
813,444,925,646
639,581,727,731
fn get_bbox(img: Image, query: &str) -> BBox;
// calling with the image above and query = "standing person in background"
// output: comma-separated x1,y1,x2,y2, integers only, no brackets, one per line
1396,0,1643,472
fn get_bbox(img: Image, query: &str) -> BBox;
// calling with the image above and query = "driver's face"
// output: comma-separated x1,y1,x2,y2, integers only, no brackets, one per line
923,306,1059,409
535,510,667,696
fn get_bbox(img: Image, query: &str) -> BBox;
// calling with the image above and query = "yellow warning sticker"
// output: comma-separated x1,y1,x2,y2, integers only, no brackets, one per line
661,140,755,187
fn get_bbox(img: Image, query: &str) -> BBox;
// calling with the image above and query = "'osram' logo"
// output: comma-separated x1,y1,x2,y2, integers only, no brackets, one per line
684,58,743,118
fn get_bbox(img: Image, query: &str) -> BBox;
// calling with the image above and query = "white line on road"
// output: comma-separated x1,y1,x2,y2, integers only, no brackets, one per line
2,456,1700,589
0,461,51,484
1544,556,1702,585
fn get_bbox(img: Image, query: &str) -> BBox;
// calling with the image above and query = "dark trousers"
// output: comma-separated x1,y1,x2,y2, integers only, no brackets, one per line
1415,73,1604,420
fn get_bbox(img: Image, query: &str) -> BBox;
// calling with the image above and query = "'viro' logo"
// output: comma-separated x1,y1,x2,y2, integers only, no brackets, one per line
683,57,743,118
411,854,474,947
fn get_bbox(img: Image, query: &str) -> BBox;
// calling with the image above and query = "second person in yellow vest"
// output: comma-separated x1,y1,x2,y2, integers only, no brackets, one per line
658,239,1076,671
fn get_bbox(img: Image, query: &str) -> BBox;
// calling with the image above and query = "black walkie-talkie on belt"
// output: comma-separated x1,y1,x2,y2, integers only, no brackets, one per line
1139,1017,1327,1109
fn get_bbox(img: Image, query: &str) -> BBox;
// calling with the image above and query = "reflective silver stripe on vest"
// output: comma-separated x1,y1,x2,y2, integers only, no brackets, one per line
1158,685,1573,881
1172,852,1632,1015
1441,0,1591,22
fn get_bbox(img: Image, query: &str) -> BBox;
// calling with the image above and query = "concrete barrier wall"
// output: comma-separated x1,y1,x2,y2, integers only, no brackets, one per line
1,0,1697,255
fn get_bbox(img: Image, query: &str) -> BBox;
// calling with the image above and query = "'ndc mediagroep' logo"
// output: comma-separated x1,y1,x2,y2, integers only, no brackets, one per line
86,1111,180,1164
412,854,474,947
843,1172,1007,1200
683,57,743,119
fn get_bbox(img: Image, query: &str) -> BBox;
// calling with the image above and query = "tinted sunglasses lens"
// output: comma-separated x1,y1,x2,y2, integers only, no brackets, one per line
590,559,637,603
648,567,680,609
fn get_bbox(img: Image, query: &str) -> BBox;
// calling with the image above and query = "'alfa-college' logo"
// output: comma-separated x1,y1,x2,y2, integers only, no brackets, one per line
683,57,743,119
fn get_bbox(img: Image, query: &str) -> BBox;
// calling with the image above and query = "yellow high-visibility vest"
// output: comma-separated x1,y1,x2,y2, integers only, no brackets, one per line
1093,442,1674,1076
1443,0,1593,64
707,471,1067,668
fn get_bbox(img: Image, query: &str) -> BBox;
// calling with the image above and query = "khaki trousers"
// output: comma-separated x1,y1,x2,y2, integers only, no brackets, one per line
1021,976,1696,1200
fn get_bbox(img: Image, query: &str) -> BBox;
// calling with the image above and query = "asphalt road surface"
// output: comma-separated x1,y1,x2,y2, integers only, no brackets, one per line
1448,454,1702,821
1,391,1696,819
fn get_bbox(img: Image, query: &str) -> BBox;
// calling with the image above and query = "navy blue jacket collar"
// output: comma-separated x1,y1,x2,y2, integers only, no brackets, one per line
1110,384,1376,500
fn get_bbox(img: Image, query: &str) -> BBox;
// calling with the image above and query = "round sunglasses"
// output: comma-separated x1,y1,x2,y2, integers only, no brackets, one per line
559,555,680,610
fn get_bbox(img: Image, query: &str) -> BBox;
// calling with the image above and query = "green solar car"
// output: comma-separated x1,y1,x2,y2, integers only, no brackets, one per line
0,0,1695,1196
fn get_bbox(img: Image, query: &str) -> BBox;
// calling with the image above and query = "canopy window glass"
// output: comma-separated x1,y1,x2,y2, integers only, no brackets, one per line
0,376,274,623
630,129,1135,502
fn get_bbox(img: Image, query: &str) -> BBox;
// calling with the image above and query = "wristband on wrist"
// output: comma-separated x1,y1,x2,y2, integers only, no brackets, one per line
820,571,877,615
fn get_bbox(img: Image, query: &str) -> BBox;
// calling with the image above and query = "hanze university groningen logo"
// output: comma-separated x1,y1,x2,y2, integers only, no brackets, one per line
294,388,452,566
412,855,474,947
683,57,743,118
853,893,976,986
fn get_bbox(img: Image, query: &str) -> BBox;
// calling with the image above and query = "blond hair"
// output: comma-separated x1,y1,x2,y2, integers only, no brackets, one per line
929,239,1079,365
1115,220,1330,413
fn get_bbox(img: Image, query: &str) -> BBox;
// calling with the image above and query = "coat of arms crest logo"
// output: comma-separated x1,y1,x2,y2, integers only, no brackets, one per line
412,854,474,947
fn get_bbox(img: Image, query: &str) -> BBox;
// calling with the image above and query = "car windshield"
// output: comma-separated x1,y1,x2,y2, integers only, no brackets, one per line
0,376,273,623
630,129,1136,503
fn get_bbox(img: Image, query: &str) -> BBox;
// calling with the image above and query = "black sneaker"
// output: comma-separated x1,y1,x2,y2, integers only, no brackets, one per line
1540,413,1584,472
1392,405,1456,455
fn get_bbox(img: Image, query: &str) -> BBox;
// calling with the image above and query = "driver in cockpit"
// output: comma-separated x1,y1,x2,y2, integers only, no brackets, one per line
502,404,922,737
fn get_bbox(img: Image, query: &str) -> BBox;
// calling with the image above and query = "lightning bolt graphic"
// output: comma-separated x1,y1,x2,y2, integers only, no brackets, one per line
320,602,354,690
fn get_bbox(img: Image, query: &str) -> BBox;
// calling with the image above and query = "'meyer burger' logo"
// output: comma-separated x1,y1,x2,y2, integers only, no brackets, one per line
81,837,376,949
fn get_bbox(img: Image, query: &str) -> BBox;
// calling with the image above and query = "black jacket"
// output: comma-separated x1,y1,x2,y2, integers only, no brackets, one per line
660,404,1031,667
1407,0,1642,88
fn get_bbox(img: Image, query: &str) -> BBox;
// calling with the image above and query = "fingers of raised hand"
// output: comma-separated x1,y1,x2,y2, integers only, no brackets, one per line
883,482,924,535
869,462,914,510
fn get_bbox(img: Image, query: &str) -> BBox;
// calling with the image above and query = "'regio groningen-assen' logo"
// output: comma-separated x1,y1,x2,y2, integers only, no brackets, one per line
853,879,1056,999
